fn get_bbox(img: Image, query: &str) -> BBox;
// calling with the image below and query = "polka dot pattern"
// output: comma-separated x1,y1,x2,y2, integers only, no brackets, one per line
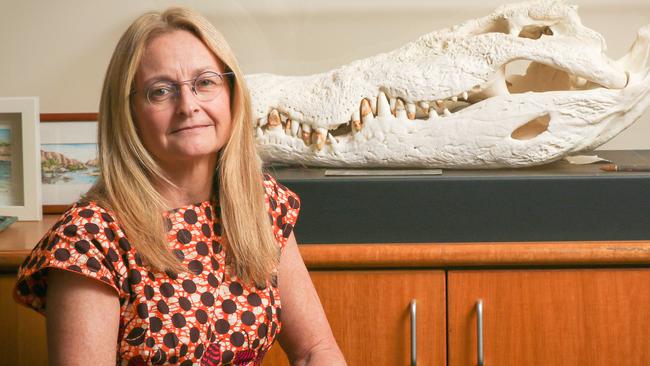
14,174,300,365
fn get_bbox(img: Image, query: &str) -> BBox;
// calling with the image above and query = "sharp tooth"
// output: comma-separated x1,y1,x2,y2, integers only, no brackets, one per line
451,96,458,102
376,92,391,118
406,102,416,120
327,133,338,146
360,98,375,126
462,91,469,101
284,119,292,135
443,108,452,116
428,107,438,120
268,110,281,127
351,109,361,132
369,97,377,115
291,119,300,137
313,128,327,150
389,97,397,116
301,124,311,145
395,99,407,119
327,133,340,153
361,98,374,117
418,102,430,118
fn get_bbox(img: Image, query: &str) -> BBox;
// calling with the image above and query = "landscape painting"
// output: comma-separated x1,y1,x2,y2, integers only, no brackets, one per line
41,142,98,205
40,120,98,206
41,143,98,185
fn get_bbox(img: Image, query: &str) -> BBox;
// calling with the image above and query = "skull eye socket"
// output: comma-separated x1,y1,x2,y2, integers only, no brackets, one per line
518,25,554,39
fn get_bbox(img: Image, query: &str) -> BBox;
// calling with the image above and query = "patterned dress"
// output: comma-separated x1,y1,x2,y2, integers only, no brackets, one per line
14,174,300,365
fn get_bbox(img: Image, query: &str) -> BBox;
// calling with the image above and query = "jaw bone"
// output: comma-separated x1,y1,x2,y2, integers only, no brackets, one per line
247,0,650,168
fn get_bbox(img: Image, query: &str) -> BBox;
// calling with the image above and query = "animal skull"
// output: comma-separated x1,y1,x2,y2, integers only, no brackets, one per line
247,0,650,168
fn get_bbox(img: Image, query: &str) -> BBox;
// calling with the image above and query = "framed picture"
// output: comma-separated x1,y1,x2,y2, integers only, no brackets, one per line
40,113,98,214
0,97,42,220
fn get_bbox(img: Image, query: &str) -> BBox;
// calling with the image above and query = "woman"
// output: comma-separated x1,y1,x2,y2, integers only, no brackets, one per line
14,7,345,366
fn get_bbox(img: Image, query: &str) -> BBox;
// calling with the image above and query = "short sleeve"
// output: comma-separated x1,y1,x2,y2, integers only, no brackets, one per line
13,203,127,313
263,173,301,248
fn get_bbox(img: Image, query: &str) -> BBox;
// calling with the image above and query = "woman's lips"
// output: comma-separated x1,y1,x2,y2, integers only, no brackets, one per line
171,124,213,133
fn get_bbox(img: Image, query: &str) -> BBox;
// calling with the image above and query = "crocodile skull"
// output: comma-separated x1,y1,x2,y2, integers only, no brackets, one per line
247,0,650,168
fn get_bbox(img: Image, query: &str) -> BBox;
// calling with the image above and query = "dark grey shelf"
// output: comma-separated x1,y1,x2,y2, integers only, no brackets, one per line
270,150,650,244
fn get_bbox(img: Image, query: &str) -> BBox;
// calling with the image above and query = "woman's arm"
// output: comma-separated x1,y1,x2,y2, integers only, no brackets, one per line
46,268,121,366
277,232,347,366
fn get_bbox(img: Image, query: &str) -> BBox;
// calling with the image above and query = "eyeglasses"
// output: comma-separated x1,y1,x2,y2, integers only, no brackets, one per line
134,71,234,110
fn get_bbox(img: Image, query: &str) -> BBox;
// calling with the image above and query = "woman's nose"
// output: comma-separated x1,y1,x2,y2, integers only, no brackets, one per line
175,83,200,116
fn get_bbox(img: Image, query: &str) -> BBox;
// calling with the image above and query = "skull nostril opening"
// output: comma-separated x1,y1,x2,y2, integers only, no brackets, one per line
511,114,551,140
518,25,554,40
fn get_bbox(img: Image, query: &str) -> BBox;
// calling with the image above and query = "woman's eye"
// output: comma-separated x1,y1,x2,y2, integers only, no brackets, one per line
196,77,218,88
149,86,172,99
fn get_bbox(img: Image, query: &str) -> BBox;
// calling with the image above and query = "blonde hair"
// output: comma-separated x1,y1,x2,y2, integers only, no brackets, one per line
86,7,278,285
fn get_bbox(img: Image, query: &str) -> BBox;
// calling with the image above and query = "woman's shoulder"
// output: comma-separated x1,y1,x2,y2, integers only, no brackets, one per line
61,200,120,225
14,200,131,312
47,200,126,249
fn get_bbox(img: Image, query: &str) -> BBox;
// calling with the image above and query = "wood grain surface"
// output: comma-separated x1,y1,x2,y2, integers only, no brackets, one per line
448,268,650,366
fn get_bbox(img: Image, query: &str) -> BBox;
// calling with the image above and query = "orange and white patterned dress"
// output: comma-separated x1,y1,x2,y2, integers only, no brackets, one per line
14,174,300,365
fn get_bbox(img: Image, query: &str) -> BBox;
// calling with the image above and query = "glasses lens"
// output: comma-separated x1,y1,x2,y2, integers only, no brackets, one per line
193,72,224,101
143,72,228,109
147,82,175,105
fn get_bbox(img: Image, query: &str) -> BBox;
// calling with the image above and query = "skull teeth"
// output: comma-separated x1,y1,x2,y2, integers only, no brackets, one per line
395,99,407,119
406,102,416,120
300,123,311,146
351,109,361,133
268,109,281,128
259,84,484,147
360,98,374,128
290,119,300,137
377,92,392,118
313,128,327,150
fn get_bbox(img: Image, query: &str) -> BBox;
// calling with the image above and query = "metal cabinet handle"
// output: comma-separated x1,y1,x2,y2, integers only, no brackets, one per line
410,299,417,366
477,299,484,366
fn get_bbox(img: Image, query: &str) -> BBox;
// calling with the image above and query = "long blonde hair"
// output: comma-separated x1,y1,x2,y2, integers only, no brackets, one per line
86,7,278,285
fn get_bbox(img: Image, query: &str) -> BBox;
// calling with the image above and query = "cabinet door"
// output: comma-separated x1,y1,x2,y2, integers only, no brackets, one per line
448,269,650,366
0,273,48,365
264,270,446,366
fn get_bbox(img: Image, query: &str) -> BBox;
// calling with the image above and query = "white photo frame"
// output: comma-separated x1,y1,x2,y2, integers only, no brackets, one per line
0,97,42,220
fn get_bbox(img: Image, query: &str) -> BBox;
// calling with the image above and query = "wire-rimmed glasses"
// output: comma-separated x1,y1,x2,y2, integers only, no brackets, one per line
134,71,234,110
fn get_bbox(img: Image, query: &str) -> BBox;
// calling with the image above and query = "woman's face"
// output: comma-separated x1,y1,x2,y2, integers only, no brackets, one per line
132,30,232,167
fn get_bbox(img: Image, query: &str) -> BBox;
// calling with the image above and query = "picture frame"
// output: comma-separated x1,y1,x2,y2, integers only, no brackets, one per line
40,113,98,214
0,97,42,221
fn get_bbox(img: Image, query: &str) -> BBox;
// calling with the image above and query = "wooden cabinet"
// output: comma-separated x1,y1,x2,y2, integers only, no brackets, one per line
447,269,650,366
264,270,447,366
3,236,650,365
0,273,48,366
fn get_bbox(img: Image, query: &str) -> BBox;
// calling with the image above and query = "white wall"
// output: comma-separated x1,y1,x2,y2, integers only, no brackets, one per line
1,0,648,149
